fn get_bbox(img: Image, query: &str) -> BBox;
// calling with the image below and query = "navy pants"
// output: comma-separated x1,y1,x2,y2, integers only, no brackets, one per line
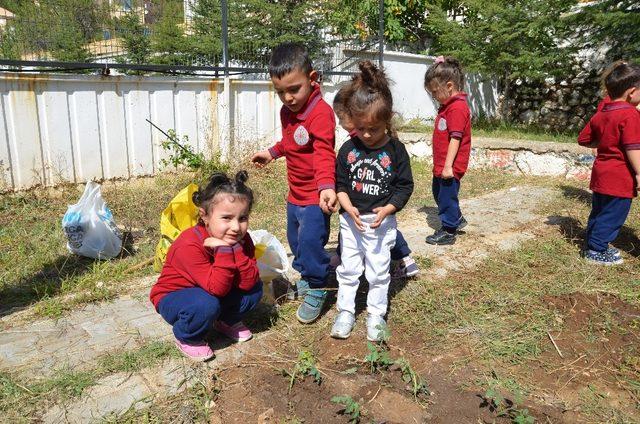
432,176,464,233
158,282,263,344
586,192,632,252
392,231,412,260
287,203,331,289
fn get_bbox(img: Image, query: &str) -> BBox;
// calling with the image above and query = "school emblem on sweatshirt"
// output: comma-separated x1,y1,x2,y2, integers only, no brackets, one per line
294,126,310,146
437,117,447,131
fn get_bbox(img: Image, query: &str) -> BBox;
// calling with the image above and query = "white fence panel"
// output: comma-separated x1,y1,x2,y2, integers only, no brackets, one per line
0,50,498,191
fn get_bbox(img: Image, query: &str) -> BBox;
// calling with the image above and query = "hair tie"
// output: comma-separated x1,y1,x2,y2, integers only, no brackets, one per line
434,56,445,64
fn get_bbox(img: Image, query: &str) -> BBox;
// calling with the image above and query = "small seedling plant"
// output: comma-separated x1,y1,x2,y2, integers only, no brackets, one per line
364,325,394,373
331,395,362,423
284,350,322,392
484,382,534,424
395,357,431,399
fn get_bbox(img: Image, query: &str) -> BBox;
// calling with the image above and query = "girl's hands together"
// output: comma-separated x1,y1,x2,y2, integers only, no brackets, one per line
347,206,365,231
371,204,396,228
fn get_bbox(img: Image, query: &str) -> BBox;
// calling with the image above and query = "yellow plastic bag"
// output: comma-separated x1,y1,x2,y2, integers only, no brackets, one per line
153,183,200,272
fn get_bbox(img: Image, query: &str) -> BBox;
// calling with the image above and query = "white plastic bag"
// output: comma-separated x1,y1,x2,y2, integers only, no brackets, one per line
62,181,123,259
249,229,289,283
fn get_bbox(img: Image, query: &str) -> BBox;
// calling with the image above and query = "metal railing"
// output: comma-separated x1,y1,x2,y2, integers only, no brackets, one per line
0,0,385,77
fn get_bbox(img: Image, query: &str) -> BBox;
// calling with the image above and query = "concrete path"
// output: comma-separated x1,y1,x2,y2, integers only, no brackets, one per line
0,185,558,422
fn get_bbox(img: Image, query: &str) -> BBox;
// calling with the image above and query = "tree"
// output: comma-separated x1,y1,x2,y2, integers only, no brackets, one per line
150,0,188,65
571,0,640,65
189,0,330,67
116,12,151,65
0,0,109,62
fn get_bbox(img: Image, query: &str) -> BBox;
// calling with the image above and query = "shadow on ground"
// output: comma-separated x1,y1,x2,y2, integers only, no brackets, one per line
0,231,140,318
560,184,592,205
417,205,441,230
546,215,640,257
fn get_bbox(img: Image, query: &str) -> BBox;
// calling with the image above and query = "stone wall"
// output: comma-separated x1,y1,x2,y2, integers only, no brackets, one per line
400,132,593,181
504,69,602,132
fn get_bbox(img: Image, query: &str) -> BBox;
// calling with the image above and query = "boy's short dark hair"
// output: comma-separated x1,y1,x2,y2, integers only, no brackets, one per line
269,42,313,79
605,62,640,99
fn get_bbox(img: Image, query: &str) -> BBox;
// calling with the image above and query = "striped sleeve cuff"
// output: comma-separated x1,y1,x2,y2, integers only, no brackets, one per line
318,183,335,192
449,131,463,139
268,147,281,159
624,143,640,150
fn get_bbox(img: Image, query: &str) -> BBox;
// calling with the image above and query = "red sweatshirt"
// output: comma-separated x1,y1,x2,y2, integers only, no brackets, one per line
578,100,640,198
149,224,260,309
268,84,336,206
432,93,472,179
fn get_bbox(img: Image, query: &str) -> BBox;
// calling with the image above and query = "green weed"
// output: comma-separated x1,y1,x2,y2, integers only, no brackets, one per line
395,357,431,399
482,373,534,424
284,350,322,392
331,395,362,423
158,128,205,171
363,324,394,373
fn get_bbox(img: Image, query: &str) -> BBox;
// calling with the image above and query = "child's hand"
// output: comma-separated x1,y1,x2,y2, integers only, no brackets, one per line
251,150,273,168
319,189,337,214
441,165,454,179
371,204,396,228
346,206,364,231
203,237,229,249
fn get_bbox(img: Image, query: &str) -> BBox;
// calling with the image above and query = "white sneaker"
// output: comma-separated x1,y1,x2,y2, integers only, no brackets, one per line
331,311,355,339
366,314,388,342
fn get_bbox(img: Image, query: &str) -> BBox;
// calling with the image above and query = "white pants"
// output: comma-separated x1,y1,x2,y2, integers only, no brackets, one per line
336,213,397,316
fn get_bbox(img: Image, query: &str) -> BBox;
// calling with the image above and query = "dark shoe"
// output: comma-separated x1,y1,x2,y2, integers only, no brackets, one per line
583,249,623,265
457,216,468,232
425,229,456,245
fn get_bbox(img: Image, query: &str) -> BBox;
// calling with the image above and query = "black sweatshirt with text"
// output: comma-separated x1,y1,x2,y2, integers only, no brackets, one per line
336,137,414,214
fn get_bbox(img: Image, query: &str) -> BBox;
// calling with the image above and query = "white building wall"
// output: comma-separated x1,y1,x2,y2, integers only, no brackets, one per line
0,51,498,191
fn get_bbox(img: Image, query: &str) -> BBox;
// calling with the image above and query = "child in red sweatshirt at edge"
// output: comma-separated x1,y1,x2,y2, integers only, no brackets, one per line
251,42,338,324
149,171,263,361
578,61,640,265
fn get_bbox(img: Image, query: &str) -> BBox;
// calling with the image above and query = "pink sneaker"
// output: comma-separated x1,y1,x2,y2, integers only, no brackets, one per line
214,321,253,342
174,338,214,361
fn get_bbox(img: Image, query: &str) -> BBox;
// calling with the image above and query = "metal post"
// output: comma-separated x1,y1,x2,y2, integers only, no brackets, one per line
221,0,229,76
221,0,232,159
378,0,384,68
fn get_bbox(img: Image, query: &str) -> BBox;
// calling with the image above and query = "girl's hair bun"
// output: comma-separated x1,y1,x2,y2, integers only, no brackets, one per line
235,170,249,184
192,190,201,206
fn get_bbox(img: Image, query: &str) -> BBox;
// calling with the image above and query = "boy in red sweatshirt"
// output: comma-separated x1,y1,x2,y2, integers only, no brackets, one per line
252,42,337,323
578,62,640,265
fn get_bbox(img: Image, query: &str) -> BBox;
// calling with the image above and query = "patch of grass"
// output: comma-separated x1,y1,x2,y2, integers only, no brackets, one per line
0,369,96,420
397,116,578,144
102,374,219,424
99,340,181,374
578,384,638,424
0,340,179,421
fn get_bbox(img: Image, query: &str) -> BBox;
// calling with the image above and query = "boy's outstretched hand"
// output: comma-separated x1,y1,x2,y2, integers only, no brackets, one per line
371,204,396,228
319,188,337,214
251,150,273,168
